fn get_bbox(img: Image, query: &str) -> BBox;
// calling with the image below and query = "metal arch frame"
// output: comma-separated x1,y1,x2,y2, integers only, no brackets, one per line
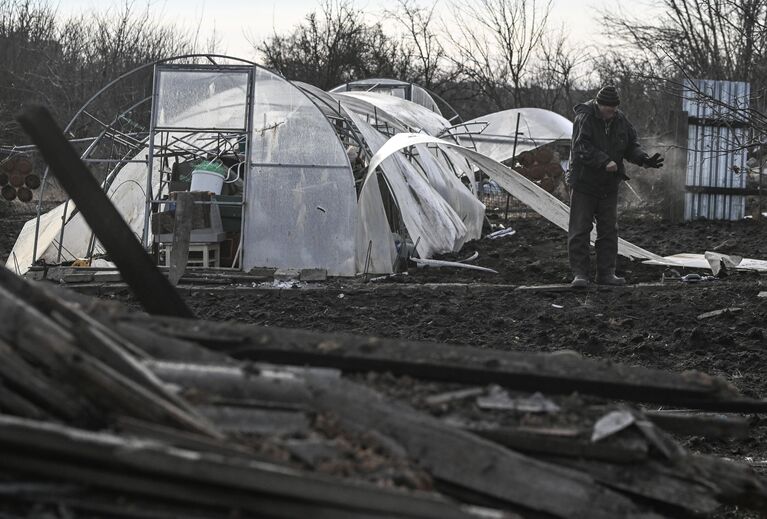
32,54,265,263
295,85,374,165
141,62,256,250
329,78,462,123
28,52,365,272
53,98,153,263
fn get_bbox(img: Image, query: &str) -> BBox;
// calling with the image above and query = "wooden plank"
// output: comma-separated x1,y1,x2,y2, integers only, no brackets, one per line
195,405,310,435
463,423,649,463
0,454,412,519
146,360,313,408
114,417,257,459
67,348,224,438
145,360,657,517
0,338,87,421
548,456,722,514
168,191,193,286
645,410,750,439
115,321,234,364
0,415,476,519
0,285,221,437
120,314,767,411
0,380,50,421
303,375,657,519
552,452,767,515
16,105,193,318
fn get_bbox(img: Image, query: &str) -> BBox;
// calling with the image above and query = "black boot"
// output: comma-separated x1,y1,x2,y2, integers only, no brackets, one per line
571,274,589,288
596,271,626,286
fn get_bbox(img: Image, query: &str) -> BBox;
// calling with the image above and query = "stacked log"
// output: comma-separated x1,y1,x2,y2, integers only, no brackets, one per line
515,146,563,193
0,156,41,202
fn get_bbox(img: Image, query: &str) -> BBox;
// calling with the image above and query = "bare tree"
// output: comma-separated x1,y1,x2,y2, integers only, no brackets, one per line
527,27,585,113
444,0,552,110
603,0,767,83
0,0,199,145
386,0,446,89
257,0,409,90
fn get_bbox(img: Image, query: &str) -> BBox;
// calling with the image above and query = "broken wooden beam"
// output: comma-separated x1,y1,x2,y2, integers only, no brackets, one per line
118,314,767,412
644,410,750,439
0,284,220,437
458,422,649,463
16,105,193,318
0,415,477,519
145,359,658,518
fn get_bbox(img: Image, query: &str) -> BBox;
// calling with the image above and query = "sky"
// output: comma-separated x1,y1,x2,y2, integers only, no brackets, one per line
57,0,660,60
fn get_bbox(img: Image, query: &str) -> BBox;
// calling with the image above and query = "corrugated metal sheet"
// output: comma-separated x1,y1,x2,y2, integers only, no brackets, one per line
682,79,749,221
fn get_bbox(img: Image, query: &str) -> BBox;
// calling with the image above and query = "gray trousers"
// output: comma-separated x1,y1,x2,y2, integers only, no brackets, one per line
567,189,618,276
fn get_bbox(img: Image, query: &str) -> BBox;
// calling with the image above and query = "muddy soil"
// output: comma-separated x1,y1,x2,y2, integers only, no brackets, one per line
168,215,767,470
3,209,767,515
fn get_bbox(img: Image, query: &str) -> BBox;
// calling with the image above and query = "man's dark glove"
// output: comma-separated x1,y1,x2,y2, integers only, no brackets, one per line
644,153,664,168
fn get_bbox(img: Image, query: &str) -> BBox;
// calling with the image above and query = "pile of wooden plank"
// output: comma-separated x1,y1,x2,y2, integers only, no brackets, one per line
0,268,765,518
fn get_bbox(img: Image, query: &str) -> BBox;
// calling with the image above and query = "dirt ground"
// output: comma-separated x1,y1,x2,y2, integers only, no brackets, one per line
3,205,767,515
171,214,767,471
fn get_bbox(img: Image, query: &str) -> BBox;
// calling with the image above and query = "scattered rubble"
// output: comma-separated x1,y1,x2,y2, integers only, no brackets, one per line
0,268,766,517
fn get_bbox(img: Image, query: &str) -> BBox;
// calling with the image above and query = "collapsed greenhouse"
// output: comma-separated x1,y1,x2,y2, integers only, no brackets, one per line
6,55,615,278
10,54,761,280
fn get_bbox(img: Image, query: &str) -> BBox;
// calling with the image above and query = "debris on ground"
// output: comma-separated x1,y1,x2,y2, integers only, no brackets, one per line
0,269,766,518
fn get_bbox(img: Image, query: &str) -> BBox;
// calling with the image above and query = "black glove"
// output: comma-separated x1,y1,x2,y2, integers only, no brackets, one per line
644,153,664,168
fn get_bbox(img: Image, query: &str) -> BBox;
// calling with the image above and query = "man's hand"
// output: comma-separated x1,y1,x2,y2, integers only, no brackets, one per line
644,153,664,168
605,161,618,172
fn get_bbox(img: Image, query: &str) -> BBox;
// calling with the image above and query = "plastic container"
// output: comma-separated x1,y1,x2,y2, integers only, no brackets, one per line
190,160,227,194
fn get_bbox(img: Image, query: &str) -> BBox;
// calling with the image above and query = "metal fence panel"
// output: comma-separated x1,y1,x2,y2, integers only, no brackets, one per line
682,79,749,221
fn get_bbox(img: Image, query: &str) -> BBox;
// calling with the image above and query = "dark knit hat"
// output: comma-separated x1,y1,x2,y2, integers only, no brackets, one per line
596,85,620,106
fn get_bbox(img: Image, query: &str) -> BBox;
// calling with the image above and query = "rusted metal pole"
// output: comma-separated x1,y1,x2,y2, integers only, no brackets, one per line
17,105,193,318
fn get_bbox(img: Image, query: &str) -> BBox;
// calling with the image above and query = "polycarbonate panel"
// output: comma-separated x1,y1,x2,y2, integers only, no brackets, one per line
336,91,451,136
251,69,349,166
155,69,249,129
457,108,573,163
330,79,442,115
243,68,356,276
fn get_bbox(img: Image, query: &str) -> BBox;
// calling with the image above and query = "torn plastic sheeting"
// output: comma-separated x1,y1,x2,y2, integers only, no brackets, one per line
367,133,662,262
414,144,485,242
5,201,76,274
437,146,480,195
352,114,468,261
643,252,767,274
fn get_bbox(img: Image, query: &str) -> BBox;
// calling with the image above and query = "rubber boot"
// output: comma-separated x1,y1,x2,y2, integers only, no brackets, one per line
571,274,589,288
596,271,626,286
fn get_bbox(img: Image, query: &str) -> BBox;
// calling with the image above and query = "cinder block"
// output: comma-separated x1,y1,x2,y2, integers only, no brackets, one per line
62,273,93,283
274,269,300,281
93,271,122,283
300,268,327,282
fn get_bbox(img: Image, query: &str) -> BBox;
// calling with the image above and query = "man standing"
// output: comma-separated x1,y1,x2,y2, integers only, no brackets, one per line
567,85,663,288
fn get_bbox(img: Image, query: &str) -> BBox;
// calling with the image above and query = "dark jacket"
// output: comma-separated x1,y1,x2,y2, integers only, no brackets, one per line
568,100,648,196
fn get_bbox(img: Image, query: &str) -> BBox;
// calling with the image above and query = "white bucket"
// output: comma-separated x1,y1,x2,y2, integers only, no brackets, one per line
190,169,225,194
